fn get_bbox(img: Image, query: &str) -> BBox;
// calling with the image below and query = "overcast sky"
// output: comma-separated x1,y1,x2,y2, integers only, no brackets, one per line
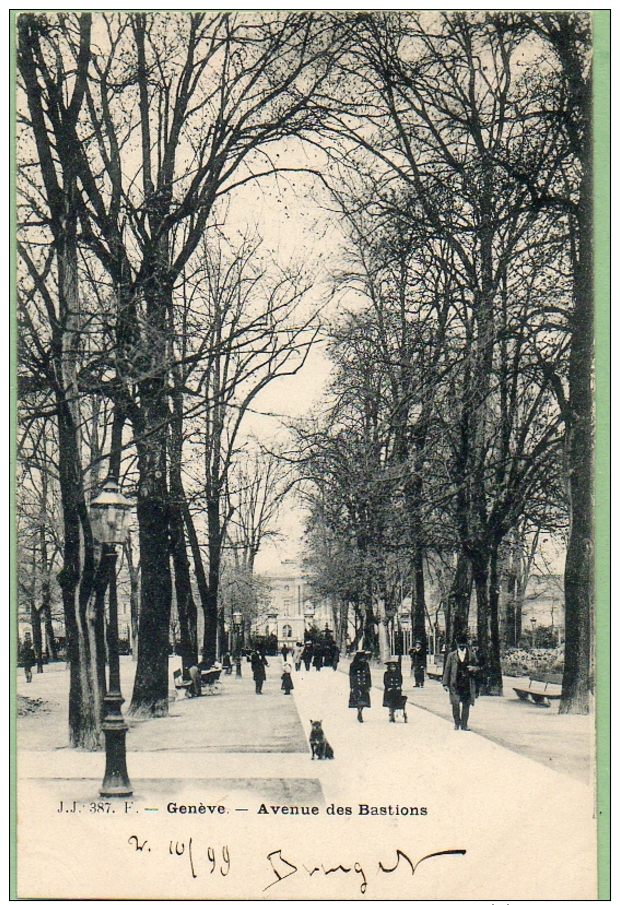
222,146,345,573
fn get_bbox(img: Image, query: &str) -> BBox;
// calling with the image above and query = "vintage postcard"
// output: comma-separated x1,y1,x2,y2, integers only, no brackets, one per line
13,9,609,900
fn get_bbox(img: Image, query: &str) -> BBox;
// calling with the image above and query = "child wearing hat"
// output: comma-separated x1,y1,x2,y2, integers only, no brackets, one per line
281,662,294,695
383,656,405,722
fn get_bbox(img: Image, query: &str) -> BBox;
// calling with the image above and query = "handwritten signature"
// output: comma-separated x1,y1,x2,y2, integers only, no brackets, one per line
265,847,467,893
127,836,465,893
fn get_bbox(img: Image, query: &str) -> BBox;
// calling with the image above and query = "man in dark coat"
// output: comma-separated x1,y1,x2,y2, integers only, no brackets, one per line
22,641,36,683
442,634,479,730
302,642,313,671
409,640,426,688
251,647,268,695
349,650,372,722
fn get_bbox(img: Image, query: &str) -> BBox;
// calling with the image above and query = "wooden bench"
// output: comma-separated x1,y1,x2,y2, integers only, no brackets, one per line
200,667,222,694
173,669,196,698
512,678,561,706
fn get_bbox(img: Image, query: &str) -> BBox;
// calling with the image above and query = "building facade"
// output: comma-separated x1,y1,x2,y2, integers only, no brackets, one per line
253,560,334,644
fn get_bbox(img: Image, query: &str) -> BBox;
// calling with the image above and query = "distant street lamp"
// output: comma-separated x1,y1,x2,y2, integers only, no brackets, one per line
232,610,243,677
91,480,132,797
530,616,537,650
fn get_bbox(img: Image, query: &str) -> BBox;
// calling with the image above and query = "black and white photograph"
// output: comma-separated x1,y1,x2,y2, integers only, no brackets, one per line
13,10,608,900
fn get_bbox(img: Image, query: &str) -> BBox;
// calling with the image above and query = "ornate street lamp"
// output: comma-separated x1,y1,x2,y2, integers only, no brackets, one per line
91,480,132,797
232,610,243,677
530,616,537,650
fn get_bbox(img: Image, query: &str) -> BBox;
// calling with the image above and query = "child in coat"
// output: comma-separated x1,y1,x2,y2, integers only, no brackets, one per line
281,662,294,695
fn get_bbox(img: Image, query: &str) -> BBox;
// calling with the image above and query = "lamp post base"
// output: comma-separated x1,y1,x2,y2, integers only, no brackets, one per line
100,692,132,797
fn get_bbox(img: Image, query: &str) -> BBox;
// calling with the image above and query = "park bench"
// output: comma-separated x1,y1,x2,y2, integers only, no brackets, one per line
200,667,222,694
173,667,223,698
173,669,195,699
512,677,561,706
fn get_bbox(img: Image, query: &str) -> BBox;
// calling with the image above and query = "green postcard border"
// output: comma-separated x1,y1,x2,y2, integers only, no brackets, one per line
592,9,611,902
9,10,612,901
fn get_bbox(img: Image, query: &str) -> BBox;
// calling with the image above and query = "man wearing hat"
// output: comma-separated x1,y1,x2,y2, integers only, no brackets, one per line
409,640,426,688
442,634,480,730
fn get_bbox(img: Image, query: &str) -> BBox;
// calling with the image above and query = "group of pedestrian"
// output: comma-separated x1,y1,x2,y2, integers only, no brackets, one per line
348,650,409,724
233,632,481,732
299,639,340,672
347,634,481,730
249,645,301,696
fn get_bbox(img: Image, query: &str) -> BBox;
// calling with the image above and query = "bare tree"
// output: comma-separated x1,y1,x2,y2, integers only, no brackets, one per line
18,11,342,716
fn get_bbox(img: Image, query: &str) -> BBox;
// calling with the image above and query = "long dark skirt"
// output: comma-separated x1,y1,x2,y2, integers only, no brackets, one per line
349,687,371,709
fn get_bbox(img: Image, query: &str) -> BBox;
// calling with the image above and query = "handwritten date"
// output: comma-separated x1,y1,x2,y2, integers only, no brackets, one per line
128,836,230,881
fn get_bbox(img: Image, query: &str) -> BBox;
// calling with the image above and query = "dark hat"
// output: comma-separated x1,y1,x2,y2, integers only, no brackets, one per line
456,633,469,645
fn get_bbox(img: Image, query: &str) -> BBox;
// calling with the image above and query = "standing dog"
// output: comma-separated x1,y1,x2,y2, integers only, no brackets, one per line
309,720,334,760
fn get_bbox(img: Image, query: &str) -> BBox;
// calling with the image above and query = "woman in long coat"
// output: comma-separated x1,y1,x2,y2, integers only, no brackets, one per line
349,651,372,722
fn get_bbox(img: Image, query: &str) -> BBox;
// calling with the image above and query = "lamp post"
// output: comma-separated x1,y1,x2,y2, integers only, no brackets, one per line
90,479,132,797
233,610,243,677
530,616,537,650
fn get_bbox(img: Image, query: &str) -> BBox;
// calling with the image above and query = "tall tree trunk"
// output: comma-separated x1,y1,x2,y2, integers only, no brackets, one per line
362,582,376,653
129,254,174,715
446,552,471,653
169,500,198,671
130,383,173,716
560,196,594,712
202,498,222,665
56,401,101,749
375,595,389,663
560,59,594,714
338,598,349,653
487,544,504,695
30,601,44,674
91,552,113,720
183,500,210,641
124,534,140,660
169,390,198,671
411,544,427,655
473,555,490,654
41,604,58,662
39,517,58,661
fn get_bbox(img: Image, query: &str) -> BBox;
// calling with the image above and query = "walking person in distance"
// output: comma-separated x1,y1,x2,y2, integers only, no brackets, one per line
409,640,426,688
251,646,269,695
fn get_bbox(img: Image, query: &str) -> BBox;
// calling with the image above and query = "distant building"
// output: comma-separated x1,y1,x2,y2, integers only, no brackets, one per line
519,572,565,643
253,560,333,644
467,570,565,646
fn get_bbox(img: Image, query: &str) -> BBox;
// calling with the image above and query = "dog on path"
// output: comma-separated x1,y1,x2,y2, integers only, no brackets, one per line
309,720,334,760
